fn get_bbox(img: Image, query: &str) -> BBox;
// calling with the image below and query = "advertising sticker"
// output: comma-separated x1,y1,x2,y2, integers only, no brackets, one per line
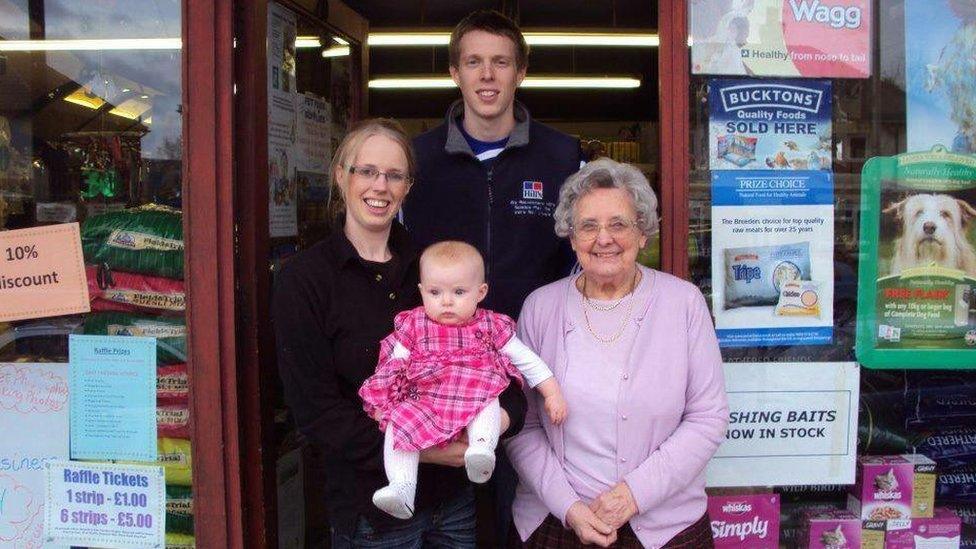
267,2,299,238
44,461,165,549
709,78,832,171
905,0,976,154
856,148,976,369
710,171,834,347
708,493,780,548
706,362,859,487
690,0,871,78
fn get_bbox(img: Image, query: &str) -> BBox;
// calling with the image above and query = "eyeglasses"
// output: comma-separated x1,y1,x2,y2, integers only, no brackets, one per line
570,218,640,241
348,165,411,185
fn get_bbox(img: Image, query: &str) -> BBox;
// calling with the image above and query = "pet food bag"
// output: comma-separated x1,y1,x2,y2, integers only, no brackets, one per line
724,242,811,308
81,205,184,279
83,312,186,364
166,484,194,535
87,264,186,314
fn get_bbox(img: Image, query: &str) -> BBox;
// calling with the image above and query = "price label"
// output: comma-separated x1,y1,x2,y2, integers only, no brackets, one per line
0,223,90,321
44,461,165,549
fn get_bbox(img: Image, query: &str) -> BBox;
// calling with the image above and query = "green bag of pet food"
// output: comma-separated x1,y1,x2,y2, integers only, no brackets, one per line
82,205,184,279
83,312,186,364
166,485,194,535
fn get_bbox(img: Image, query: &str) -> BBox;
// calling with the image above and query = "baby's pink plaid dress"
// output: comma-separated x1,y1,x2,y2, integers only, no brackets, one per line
359,306,523,451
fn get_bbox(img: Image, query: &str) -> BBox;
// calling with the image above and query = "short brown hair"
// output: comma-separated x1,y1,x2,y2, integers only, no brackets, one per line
328,118,415,221
420,241,485,282
449,10,529,70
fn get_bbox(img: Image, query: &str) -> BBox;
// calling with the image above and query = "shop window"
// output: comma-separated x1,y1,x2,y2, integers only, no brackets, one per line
0,1,192,547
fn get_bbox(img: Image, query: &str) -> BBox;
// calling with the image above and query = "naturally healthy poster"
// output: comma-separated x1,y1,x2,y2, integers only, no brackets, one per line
268,2,299,238
706,362,859,487
709,78,832,171
711,171,834,347
0,363,69,549
856,148,976,369
905,0,976,154
690,0,871,78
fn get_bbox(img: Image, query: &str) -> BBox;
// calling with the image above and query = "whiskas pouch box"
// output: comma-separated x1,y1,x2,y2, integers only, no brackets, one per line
707,493,779,548
849,456,915,521
884,508,962,548
803,510,861,549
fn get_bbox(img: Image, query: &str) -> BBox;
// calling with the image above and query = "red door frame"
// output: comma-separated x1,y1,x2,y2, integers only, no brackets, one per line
183,0,244,546
234,2,369,547
659,0,691,279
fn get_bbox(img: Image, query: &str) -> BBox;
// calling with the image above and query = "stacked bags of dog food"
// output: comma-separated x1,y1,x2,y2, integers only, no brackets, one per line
81,204,194,547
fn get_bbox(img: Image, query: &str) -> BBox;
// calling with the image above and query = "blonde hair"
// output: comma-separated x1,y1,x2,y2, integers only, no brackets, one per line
420,241,485,282
328,118,416,221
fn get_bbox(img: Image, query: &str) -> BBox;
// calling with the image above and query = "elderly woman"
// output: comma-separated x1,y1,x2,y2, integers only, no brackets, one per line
274,118,526,548
506,158,729,548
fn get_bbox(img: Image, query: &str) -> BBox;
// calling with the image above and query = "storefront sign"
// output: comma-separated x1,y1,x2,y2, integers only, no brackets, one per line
0,223,90,322
905,0,976,154
43,461,165,549
267,2,299,238
706,362,859,487
708,78,832,171
0,362,69,548
856,148,976,369
69,335,157,461
690,0,871,78
710,170,834,347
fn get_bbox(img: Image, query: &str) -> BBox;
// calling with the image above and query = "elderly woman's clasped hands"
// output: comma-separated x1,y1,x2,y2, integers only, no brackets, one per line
567,482,640,546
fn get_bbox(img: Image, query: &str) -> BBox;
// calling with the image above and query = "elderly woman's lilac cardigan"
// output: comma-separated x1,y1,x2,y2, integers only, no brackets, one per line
505,266,729,548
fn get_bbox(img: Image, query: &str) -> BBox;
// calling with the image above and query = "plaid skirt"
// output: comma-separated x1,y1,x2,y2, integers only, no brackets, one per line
510,513,713,549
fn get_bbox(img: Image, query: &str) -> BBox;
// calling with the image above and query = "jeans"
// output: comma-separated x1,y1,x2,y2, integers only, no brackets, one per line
331,486,476,548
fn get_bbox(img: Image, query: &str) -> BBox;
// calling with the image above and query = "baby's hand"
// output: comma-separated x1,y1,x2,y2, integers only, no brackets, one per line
545,392,568,425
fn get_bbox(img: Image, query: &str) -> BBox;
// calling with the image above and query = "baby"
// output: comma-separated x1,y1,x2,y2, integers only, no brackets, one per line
359,241,566,519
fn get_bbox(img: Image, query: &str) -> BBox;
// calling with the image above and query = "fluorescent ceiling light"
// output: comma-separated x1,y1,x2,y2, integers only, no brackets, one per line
295,36,321,48
369,76,641,90
334,37,349,46
368,32,658,47
63,88,152,121
322,46,350,58
0,38,181,51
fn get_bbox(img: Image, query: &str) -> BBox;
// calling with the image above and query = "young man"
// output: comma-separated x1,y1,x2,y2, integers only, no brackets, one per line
404,9,581,322
402,9,582,544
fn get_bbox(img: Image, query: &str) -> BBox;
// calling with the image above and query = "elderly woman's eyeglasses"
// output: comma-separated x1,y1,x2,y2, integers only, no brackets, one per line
348,165,411,185
571,218,640,241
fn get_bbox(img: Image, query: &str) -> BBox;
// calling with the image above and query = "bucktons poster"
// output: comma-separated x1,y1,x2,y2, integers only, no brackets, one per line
905,0,976,154
709,78,832,171
0,362,69,549
690,0,871,78
706,362,859,487
710,170,834,347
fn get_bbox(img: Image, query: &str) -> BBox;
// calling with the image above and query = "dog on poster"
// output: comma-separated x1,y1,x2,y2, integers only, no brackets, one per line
884,193,976,277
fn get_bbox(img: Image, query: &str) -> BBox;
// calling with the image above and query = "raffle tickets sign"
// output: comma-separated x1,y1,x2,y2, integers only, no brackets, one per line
709,78,832,171
856,148,976,369
690,0,871,78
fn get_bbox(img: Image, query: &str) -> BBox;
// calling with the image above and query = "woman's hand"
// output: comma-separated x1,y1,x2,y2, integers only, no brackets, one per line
419,439,468,467
589,482,639,530
566,501,617,547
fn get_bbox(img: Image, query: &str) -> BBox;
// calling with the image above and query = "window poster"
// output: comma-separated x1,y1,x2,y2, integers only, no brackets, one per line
706,362,859,487
0,362,69,549
710,171,834,347
690,0,871,78
905,0,976,154
856,148,976,369
709,78,832,171
268,2,299,238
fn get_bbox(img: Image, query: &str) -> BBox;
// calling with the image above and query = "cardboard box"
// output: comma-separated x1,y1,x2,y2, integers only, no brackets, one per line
849,455,937,521
707,493,779,548
803,509,861,548
884,508,961,548
863,519,887,549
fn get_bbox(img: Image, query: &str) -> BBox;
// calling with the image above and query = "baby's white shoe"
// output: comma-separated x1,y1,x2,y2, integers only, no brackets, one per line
464,446,496,484
372,482,416,519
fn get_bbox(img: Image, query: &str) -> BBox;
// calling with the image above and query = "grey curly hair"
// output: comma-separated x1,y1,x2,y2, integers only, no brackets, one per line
553,158,660,239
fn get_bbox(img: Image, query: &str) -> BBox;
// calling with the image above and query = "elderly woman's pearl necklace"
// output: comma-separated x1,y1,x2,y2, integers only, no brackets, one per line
579,269,641,344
